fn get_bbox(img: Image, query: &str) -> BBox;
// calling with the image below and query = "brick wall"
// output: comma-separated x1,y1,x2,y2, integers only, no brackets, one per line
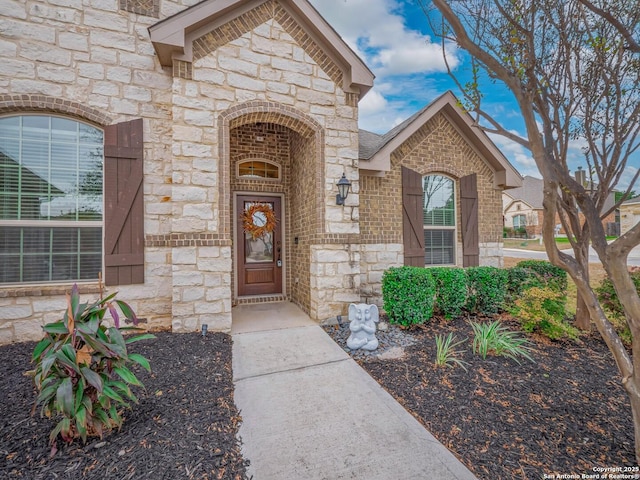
359,112,505,307
360,112,503,251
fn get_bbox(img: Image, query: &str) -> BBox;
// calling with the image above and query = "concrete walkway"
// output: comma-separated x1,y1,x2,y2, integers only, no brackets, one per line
232,302,478,480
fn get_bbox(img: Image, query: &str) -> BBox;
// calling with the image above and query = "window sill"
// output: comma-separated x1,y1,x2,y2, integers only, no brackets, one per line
0,283,102,298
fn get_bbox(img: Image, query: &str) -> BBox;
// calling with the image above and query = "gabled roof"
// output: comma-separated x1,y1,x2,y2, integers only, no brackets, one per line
149,0,374,97
505,174,618,213
503,175,544,209
622,194,640,206
359,91,521,189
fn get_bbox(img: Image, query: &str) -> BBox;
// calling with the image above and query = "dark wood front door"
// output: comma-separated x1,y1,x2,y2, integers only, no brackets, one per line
237,195,283,296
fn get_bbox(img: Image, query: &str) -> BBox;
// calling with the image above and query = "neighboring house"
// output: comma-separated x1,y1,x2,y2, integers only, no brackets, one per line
502,176,545,237
0,0,520,344
502,170,618,238
620,196,640,235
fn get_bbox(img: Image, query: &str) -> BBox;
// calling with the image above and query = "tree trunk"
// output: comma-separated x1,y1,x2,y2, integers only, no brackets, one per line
574,293,591,330
573,242,591,331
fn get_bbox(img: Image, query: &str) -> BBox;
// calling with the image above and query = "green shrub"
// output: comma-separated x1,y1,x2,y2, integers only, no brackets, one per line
465,266,508,315
29,285,155,448
515,260,567,293
430,267,467,320
506,266,544,303
382,266,435,327
470,320,534,363
595,272,638,345
512,286,579,340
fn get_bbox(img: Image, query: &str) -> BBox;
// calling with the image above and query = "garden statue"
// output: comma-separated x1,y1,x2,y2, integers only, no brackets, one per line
347,303,379,351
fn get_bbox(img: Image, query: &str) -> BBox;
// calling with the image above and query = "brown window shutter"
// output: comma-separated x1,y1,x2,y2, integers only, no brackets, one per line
104,119,144,286
460,173,479,267
402,166,425,266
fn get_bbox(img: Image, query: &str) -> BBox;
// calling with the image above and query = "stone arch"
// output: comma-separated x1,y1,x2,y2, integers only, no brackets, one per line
0,94,113,126
218,100,325,239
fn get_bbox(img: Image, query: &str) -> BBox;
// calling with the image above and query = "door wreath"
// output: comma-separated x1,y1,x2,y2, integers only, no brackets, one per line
242,203,277,239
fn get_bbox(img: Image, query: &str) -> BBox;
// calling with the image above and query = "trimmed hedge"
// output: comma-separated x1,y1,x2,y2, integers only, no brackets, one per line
430,267,467,320
515,259,567,292
382,266,435,327
466,266,508,315
380,261,569,331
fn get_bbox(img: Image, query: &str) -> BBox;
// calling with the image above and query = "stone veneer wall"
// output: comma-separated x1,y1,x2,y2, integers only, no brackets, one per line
310,244,361,321
167,10,360,326
621,203,640,235
0,0,363,342
0,0,207,344
359,112,505,308
359,244,403,307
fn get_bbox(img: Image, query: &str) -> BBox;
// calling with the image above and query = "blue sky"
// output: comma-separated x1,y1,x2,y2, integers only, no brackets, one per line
309,0,639,191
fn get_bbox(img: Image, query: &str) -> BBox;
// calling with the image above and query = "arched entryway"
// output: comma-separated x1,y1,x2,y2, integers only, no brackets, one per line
219,101,324,315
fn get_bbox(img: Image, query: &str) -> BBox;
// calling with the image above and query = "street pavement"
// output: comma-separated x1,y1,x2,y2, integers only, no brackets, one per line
504,245,640,266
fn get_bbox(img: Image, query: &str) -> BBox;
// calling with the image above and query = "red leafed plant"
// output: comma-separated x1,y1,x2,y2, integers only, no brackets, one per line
28,284,154,452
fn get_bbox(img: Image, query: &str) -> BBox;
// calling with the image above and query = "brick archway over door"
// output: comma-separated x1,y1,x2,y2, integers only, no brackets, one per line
218,100,325,240
220,101,324,312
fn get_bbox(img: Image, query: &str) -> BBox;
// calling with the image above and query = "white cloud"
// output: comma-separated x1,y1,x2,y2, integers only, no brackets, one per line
310,0,460,134
488,133,540,178
358,89,388,116
616,165,639,193
358,102,413,133
373,41,459,76
310,0,458,77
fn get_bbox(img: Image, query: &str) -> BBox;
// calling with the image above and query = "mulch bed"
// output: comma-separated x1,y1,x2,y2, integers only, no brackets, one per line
0,331,249,480
326,315,638,479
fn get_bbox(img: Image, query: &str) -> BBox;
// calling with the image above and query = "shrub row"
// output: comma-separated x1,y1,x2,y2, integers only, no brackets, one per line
382,260,568,329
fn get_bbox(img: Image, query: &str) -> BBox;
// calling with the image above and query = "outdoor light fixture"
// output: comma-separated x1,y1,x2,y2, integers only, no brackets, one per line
336,173,352,205
201,324,208,337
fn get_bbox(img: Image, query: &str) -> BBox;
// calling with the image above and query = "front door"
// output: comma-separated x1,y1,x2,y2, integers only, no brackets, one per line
237,195,283,296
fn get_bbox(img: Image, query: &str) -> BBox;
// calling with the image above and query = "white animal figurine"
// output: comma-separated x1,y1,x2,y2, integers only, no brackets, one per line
346,303,380,351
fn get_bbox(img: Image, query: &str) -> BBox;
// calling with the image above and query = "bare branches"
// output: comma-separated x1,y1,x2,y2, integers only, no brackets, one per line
425,0,640,461
577,0,640,53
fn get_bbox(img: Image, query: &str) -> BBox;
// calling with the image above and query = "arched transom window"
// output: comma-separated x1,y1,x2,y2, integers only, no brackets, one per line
237,160,280,180
423,174,456,265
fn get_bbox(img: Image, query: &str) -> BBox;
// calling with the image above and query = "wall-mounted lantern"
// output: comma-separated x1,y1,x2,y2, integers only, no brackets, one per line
336,173,352,206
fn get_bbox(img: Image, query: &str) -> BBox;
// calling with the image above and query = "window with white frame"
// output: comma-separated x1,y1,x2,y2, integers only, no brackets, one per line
423,174,455,265
513,214,527,229
0,115,103,284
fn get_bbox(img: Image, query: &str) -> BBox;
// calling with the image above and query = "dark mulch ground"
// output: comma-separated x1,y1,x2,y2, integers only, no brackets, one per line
326,315,638,480
0,331,249,480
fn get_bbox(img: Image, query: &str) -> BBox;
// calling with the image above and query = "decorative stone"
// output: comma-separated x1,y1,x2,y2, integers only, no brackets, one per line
346,303,379,351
